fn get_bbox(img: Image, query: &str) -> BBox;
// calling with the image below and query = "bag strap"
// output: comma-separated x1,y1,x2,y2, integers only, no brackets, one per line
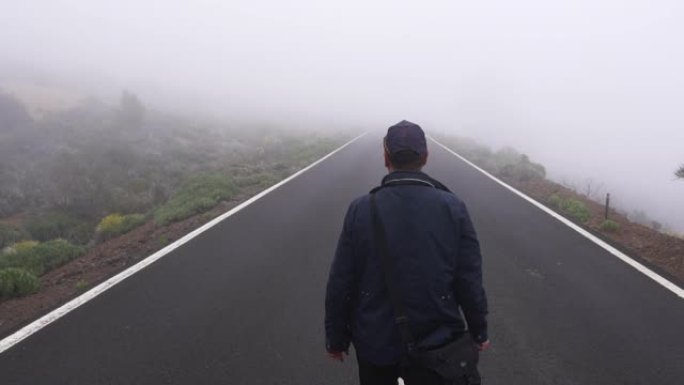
370,192,416,356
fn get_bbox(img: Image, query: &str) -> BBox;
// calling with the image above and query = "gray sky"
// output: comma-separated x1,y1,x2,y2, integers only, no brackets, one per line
1,0,683,230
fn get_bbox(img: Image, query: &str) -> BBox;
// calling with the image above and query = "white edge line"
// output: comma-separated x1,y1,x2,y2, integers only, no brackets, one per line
0,132,368,355
429,136,684,299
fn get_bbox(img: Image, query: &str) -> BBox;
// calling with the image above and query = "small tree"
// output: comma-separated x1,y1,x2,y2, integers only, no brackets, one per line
117,90,146,130
676,165,684,180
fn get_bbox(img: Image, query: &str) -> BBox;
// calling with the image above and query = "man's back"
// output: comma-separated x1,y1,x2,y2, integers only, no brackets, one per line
325,170,488,366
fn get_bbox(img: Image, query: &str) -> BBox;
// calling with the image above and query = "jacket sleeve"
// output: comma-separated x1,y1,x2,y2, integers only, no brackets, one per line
324,201,358,352
453,201,489,343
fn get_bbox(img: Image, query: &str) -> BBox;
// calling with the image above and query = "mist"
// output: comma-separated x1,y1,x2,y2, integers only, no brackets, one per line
1,0,683,230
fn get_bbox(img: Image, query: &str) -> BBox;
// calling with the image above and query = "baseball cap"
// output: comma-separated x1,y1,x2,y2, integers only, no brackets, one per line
384,120,427,156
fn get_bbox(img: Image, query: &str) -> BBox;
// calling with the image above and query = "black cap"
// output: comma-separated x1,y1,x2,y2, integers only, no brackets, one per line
384,120,427,156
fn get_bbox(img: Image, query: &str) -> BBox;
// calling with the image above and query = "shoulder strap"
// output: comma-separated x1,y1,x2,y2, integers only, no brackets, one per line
370,192,416,355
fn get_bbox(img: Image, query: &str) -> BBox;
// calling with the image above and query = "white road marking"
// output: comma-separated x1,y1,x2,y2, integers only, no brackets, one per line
429,136,684,299
0,132,368,355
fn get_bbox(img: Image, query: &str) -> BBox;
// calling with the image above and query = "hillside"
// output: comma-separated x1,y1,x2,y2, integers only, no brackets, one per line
434,133,684,284
0,89,349,306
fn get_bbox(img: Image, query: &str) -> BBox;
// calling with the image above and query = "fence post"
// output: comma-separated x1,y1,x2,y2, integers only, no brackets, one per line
604,193,611,220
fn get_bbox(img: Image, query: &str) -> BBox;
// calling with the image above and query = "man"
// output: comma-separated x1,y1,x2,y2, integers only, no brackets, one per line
325,121,489,385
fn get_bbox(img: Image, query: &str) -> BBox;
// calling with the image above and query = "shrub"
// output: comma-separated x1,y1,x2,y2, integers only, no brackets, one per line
75,279,88,293
158,235,170,247
560,199,591,223
600,219,620,233
548,194,563,209
25,212,94,245
493,150,546,181
0,268,39,298
1,240,39,264
154,174,237,225
97,214,124,235
515,161,546,181
0,239,84,276
493,147,522,171
0,223,29,250
119,213,146,233
97,213,146,239
547,195,592,223
12,240,40,252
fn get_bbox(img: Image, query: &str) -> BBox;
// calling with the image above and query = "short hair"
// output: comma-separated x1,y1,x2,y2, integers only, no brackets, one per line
389,150,424,170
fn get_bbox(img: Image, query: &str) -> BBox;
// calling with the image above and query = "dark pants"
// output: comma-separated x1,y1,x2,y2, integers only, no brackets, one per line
357,359,481,385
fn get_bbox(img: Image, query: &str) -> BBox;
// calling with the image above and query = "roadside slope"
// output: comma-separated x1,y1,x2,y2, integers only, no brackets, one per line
427,141,684,385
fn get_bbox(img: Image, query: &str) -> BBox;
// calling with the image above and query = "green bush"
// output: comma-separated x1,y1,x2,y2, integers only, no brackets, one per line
493,149,546,181
548,194,563,209
154,174,237,225
0,223,28,250
97,213,146,238
560,199,591,223
25,212,94,245
75,279,88,293
0,239,85,276
547,195,592,223
600,219,620,233
0,268,39,298
158,235,170,247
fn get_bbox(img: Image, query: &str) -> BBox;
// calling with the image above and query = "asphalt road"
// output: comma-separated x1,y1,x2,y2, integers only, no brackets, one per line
1,134,682,385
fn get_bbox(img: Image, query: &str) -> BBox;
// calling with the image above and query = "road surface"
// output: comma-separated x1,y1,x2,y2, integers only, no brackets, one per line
1,134,682,384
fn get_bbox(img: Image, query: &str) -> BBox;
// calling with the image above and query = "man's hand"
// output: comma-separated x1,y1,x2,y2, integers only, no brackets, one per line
327,350,347,362
477,340,491,352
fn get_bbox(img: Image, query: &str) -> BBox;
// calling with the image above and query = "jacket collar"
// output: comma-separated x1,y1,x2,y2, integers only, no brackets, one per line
374,171,452,193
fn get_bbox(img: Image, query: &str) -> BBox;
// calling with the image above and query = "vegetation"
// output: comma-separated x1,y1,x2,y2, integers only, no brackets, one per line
548,194,563,209
434,135,546,182
600,219,620,233
154,174,237,225
97,213,147,239
676,165,684,180
0,268,39,298
25,212,94,245
158,235,170,247
75,279,88,293
0,91,342,226
0,239,84,276
233,172,279,188
0,223,28,250
547,194,591,223
0,90,346,299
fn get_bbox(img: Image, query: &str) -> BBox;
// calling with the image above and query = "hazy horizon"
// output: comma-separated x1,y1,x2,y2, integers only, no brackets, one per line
1,0,683,231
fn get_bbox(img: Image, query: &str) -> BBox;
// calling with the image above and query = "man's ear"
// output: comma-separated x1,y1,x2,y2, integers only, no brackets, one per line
384,151,391,168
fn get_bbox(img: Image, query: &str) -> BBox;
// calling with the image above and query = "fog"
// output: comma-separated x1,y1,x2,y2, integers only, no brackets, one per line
1,0,683,231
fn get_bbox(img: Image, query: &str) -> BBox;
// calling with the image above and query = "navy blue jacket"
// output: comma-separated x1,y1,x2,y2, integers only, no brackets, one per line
325,171,488,365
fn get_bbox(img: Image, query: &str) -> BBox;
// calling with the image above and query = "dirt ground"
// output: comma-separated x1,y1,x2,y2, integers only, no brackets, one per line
0,187,263,339
508,178,684,284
